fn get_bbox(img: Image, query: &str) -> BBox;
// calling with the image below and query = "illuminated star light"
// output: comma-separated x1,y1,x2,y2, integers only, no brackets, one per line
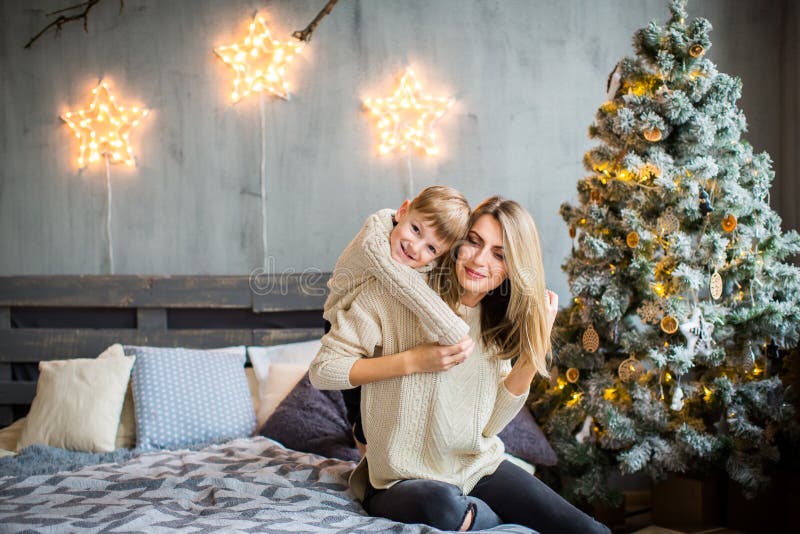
61,81,149,168
364,68,454,156
215,15,302,102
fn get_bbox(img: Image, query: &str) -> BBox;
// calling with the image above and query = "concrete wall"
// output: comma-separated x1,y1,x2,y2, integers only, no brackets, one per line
0,0,792,299
779,0,799,233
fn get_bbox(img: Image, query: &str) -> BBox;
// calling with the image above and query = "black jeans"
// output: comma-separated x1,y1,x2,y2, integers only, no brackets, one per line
362,459,611,534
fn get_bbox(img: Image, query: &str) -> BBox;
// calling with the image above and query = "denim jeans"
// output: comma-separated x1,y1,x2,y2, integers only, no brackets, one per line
362,459,611,533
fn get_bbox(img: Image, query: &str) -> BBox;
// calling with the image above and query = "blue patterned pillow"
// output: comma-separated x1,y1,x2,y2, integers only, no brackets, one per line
127,346,255,450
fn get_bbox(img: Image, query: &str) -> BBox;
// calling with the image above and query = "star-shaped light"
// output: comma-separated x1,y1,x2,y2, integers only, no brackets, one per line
364,68,454,156
215,15,302,102
61,81,149,168
679,308,715,356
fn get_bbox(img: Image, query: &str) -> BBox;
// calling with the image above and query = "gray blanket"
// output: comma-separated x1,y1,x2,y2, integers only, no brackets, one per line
0,436,534,533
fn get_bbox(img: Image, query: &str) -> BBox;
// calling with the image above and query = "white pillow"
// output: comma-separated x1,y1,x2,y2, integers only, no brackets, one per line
248,339,320,384
248,339,321,427
17,353,135,452
256,362,309,428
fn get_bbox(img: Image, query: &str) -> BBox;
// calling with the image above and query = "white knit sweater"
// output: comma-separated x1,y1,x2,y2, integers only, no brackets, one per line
323,208,469,346
310,294,528,501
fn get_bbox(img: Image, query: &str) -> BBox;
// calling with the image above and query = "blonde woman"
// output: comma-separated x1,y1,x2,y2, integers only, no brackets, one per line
310,197,610,533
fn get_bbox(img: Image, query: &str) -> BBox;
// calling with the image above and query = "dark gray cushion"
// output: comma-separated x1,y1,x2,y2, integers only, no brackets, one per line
259,373,360,462
499,406,558,466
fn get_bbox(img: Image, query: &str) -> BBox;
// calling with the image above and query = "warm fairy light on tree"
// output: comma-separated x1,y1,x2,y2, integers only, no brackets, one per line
215,15,303,102
61,81,149,168
363,68,454,156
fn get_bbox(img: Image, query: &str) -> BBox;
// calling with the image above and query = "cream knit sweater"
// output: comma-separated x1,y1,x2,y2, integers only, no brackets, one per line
323,208,469,346
310,293,528,502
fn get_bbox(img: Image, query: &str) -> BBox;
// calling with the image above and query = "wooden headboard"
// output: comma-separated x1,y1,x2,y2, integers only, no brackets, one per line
0,274,331,426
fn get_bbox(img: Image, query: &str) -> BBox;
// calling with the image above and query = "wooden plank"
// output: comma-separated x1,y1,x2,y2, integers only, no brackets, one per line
251,272,330,312
0,381,36,405
137,308,167,330
252,328,322,345
0,328,324,362
0,276,254,308
0,307,11,424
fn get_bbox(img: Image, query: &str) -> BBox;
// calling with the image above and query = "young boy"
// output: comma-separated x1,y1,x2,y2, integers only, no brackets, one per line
320,186,472,452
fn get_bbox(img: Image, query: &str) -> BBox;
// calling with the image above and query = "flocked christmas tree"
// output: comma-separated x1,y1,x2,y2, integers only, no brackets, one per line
531,0,800,505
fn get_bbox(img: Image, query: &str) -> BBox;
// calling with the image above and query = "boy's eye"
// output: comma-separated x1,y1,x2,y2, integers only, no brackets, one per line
428,245,436,254
412,225,420,234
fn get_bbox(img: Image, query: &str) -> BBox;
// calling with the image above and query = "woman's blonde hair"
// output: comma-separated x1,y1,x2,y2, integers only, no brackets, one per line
432,196,551,378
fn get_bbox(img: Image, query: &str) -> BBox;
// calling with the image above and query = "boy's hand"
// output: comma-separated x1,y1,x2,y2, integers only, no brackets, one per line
408,336,474,373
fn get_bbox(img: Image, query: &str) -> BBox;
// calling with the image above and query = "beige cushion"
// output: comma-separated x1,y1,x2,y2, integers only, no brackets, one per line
256,362,308,428
245,367,260,414
0,417,26,456
97,344,137,448
17,352,135,453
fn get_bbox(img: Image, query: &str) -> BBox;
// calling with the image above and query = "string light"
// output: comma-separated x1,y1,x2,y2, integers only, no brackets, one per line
215,15,302,102
651,282,667,297
566,391,583,407
61,81,148,168
703,386,713,402
603,388,616,400
363,68,454,156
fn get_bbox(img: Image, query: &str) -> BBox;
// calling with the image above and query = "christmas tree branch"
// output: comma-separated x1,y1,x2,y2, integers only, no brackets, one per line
292,0,339,42
24,0,123,49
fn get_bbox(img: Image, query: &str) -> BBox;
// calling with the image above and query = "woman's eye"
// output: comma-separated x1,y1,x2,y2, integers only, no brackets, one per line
494,253,505,261
468,238,478,246
428,245,436,254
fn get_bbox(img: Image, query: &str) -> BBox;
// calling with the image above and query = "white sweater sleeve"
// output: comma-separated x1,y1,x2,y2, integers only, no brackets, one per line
309,292,383,391
482,358,528,438
361,217,469,346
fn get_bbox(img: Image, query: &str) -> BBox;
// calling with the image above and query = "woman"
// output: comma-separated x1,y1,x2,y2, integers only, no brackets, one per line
310,196,609,533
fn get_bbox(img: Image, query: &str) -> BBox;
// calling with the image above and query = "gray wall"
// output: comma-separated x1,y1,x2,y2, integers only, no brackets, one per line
0,0,794,300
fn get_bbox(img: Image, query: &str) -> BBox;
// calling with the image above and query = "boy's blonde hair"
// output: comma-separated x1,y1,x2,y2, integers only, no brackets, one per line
408,186,470,249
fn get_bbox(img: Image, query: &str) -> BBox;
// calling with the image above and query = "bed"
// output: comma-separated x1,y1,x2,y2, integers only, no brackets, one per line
0,275,538,533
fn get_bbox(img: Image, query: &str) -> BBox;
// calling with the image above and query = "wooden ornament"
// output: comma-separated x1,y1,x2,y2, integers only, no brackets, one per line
566,367,580,383
660,315,679,334
638,300,662,325
710,270,723,300
722,213,738,233
689,44,705,58
618,357,644,383
657,211,680,234
643,128,662,142
590,190,601,203
626,231,640,248
583,325,600,353
569,226,576,238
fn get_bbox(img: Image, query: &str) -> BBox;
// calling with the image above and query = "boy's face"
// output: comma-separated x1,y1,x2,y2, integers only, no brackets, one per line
390,200,448,269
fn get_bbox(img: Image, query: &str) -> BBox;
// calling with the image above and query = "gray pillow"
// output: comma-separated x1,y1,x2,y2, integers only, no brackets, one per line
499,406,558,466
259,373,360,462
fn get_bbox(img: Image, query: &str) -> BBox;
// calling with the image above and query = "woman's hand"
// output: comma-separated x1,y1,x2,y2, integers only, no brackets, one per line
544,290,559,337
407,336,475,373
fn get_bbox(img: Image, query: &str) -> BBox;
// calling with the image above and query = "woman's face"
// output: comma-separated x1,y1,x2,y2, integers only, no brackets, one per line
455,214,508,297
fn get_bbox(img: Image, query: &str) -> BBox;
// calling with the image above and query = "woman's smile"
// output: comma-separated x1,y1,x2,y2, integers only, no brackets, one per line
464,267,486,280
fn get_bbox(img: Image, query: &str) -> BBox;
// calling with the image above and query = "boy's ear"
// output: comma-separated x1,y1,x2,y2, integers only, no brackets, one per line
396,199,411,218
